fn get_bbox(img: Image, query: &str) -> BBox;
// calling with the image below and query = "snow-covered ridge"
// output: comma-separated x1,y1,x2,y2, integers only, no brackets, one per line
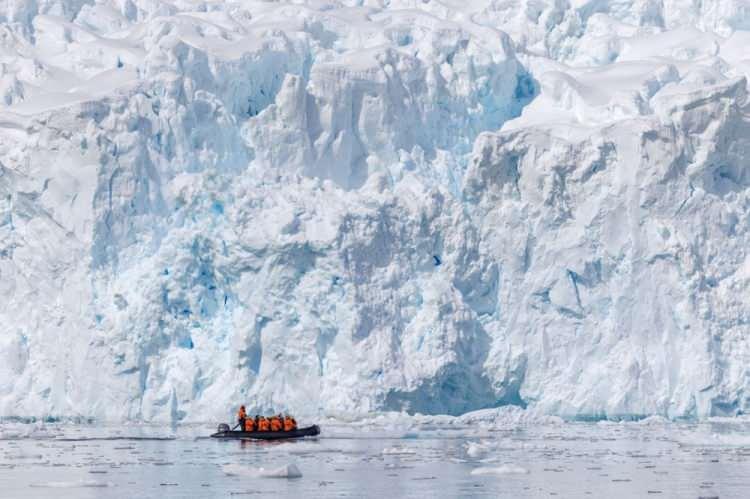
0,0,749,422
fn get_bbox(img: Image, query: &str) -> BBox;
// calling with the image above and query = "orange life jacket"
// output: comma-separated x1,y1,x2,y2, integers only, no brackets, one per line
283,417,296,432
270,417,282,432
237,407,246,420
244,418,255,432
257,417,270,431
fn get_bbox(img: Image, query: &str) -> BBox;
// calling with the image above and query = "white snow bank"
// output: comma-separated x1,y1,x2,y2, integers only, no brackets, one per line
470,465,530,476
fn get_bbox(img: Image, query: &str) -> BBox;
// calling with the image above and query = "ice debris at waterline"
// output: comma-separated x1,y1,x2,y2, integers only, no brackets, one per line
29,480,112,488
382,447,417,455
1,0,750,422
471,465,530,476
223,464,303,479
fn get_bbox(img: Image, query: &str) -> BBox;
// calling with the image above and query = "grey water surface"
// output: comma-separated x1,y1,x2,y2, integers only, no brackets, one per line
0,420,748,498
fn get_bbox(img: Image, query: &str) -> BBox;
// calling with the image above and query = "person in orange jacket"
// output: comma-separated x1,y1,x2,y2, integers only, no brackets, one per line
244,416,256,432
283,415,297,432
257,415,270,432
236,405,246,431
270,414,283,432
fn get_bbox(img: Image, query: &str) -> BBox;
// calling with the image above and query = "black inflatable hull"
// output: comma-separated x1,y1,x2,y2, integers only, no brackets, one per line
210,425,320,440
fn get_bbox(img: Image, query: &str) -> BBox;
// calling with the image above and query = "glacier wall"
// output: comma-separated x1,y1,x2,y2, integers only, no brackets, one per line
0,0,749,421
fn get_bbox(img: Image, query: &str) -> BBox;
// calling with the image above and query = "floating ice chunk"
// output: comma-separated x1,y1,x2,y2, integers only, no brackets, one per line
635,415,670,425
271,441,340,454
258,464,302,478
221,464,245,476
470,465,529,476
0,423,58,440
30,480,111,488
458,407,564,426
6,453,43,459
596,420,618,426
676,433,750,447
465,441,487,458
223,463,302,478
0,431,22,440
382,447,416,455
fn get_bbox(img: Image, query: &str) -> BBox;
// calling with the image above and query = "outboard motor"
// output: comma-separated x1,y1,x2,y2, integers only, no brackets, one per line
217,423,230,433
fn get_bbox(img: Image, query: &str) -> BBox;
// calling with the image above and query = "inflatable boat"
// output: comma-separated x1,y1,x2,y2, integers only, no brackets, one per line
210,424,320,440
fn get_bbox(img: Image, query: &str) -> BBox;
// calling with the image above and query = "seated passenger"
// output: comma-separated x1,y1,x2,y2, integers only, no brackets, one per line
270,415,282,432
244,417,255,432
257,416,270,432
283,415,297,432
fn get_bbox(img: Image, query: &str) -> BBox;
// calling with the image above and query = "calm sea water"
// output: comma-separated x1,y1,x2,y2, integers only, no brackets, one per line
1,420,749,498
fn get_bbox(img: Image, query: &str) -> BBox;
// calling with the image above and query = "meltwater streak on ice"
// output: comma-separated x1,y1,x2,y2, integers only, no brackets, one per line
1,420,750,498
1,0,750,422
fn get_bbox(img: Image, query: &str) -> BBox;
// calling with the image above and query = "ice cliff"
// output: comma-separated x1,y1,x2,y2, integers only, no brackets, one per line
1,0,749,421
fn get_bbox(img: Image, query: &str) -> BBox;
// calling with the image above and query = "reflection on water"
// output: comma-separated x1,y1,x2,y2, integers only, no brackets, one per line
1,420,749,498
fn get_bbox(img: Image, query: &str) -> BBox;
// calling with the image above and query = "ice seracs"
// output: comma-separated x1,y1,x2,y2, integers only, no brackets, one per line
0,0,749,422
